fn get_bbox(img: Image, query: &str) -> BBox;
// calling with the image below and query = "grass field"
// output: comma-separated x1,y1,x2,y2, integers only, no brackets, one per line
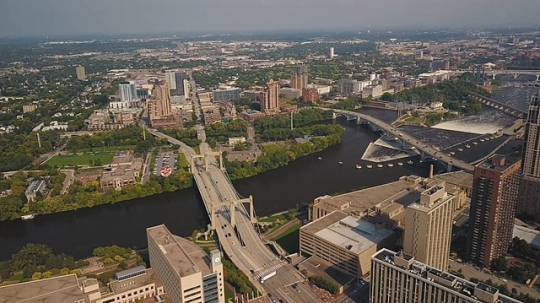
78,145,136,153
46,152,114,168
272,223,300,254
177,153,190,170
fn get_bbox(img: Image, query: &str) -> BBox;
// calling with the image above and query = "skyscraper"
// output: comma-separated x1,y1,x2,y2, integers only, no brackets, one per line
403,181,454,271
329,47,335,59
119,82,137,102
518,91,540,218
261,80,280,114
371,248,523,303
147,225,225,303
290,64,308,91
76,65,86,80
165,71,189,96
466,155,521,268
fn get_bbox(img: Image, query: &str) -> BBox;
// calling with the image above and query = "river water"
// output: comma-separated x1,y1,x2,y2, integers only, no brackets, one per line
0,116,437,260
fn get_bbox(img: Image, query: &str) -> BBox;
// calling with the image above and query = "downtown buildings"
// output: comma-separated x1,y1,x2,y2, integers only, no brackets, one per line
518,91,540,218
165,70,190,97
466,155,521,268
147,84,182,128
290,64,308,92
261,80,280,114
370,248,522,303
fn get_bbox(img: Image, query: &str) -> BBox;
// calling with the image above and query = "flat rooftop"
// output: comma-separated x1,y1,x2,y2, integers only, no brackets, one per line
433,171,473,190
147,225,213,278
110,268,160,294
304,211,394,255
477,155,520,172
0,274,87,303
513,225,540,249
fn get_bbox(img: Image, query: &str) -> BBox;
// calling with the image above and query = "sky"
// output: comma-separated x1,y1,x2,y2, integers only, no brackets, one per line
0,0,539,37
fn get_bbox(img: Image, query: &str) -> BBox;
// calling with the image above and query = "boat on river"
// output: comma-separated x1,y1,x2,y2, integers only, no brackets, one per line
21,214,35,220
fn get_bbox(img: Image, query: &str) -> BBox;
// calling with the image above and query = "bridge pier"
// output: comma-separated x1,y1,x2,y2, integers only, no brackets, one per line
205,151,224,171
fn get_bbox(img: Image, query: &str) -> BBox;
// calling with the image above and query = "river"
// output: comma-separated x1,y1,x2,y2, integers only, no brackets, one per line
0,114,487,261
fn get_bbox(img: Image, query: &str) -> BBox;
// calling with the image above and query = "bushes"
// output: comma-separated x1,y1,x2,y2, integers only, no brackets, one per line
222,259,257,295
309,276,339,295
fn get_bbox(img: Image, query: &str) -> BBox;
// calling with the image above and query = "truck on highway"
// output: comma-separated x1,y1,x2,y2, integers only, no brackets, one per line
259,271,276,284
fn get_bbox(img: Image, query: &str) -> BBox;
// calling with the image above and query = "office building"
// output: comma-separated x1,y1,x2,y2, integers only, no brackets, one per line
166,71,190,96
261,80,280,114
119,82,137,102
76,65,86,80
403,182,454,271
212,87,241,102
466,155,521,267
300,211,395,281
338,79,361,95
290,64,308,91
154,85,172,117
371,248,523,303
518,91,540,217
147,225,225,303
279,87,302,99
363,85,383,98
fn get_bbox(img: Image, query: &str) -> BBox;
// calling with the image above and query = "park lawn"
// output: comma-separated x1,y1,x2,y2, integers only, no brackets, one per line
46,152,114,168
177,153,190,170
259,212,288,223
272,223,301,254
78,145,136,153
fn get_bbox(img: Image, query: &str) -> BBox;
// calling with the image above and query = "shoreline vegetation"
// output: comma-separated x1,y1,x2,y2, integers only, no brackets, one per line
0,109,342,221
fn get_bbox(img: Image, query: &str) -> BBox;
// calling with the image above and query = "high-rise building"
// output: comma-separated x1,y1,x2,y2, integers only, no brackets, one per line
371,248,523,303
212,88,241,102
466,155,521,267
329,47,335,59
76,65,86,80
166,71,190,96
261,80,280,114
147,225,225,303
302,87,319,103
119,82,137,102
290,64,308,91
338,79,360,95
518,91,540,218
403,182,454,271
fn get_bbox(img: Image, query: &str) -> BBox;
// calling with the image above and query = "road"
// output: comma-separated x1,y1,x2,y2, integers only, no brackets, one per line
326,108,475,171
59,169,74,195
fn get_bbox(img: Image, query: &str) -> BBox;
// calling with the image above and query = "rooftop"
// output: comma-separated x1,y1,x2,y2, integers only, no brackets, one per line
477,154,521,172
304,211,394,255
0,274,87,303
433,171,473,190
513,225,540,249
373,249,522,303
147,225,213,278
110,268,160,294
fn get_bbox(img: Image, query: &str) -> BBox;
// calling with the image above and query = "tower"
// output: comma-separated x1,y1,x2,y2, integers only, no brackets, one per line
466,155,521,267
290,64,308,91
518,91,540,217
329,47,335,59
76,66,86,81
261,80,280,115
403,181,454,271
119,82,137,102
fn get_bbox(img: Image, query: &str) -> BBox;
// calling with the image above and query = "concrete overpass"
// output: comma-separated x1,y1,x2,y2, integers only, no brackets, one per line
468,92,527,119
148,128,323,303
324,108,475,172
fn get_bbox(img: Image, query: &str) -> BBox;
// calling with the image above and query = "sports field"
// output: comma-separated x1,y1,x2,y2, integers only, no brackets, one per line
46,152,114,168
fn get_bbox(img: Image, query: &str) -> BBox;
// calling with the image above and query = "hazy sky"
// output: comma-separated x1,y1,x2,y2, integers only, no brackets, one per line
0,0,539,37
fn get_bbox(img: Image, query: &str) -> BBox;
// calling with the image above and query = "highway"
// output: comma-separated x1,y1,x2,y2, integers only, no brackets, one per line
327,108,475,171
148,126,323,302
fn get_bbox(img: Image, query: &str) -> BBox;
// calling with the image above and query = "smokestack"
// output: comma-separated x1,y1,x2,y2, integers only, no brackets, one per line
429,164,434,178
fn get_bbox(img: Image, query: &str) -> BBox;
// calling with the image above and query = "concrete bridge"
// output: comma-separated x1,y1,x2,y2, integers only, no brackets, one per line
468,92,527,119
484,69,540,81
324,108,475,172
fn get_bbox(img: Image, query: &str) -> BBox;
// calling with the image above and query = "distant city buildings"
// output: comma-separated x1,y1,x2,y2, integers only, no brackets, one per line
76,65,86,80
86,109,141,131
467,155,521,267
302,86,319,103
261,80,280,115
338,79,361,95
403,181,454,271
518,91,540,218
290,64,308,92
212,87,240,102
147,84,182,128
165,71,190,96
22,104,37,113
371,248,523,303
329,47,335,59
147,224,225,303
119,81,138,102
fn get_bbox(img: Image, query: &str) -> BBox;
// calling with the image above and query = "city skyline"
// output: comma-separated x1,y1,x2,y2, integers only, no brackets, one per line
1,0,539,37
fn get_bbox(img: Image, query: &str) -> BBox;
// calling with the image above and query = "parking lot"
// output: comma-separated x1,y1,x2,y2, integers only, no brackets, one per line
153,152,178,177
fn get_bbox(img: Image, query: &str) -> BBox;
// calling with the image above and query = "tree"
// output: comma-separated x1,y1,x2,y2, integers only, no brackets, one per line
31,272,42,280
491,256,508,272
